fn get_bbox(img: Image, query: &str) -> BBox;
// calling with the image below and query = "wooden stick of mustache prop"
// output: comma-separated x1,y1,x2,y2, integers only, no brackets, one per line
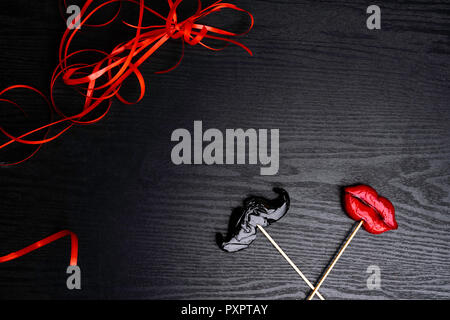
257,224,325,300
221,188,325,300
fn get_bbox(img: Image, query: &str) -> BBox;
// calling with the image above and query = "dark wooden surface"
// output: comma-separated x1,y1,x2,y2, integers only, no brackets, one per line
0,0,449,299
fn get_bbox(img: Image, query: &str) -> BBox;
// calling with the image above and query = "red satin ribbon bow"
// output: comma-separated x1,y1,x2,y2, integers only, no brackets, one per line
0,230,78,266
343,185,398,234
0,0,253,165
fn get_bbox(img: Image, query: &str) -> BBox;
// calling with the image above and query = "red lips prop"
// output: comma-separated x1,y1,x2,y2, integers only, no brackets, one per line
307,184,398,300
343,185,398,234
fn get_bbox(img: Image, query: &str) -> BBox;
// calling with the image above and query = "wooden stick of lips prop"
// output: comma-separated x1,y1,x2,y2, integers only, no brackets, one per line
221,188,325,300
307,184,398,300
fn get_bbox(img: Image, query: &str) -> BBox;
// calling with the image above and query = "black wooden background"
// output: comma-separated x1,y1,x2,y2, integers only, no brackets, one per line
0,0,449,299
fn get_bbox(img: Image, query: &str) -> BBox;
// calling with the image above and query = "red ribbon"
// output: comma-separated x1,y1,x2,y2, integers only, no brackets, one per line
0,230,78,266
0,0,253,165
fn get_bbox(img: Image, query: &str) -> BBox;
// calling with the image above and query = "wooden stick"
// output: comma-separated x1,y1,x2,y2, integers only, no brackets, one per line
306,220,364,300
257,225,325,300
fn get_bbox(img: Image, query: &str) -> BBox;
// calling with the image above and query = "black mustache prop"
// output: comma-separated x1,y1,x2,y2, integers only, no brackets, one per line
219,188,325,299
220,188,290,252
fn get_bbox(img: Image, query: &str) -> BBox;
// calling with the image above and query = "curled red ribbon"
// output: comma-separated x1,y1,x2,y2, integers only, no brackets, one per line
0,230,78,266
0,0,253,165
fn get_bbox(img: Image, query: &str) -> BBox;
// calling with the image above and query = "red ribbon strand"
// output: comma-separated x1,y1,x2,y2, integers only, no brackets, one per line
0,0,253,165
0,230,78,266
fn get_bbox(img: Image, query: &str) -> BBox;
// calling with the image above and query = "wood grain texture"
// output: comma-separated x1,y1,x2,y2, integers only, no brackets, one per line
0,0,449,299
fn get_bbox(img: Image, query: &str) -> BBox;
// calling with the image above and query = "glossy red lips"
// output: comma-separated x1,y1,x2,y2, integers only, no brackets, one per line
343,185,397,234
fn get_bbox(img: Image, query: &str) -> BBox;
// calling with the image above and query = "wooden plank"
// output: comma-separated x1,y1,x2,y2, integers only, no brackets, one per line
0,0,448,299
